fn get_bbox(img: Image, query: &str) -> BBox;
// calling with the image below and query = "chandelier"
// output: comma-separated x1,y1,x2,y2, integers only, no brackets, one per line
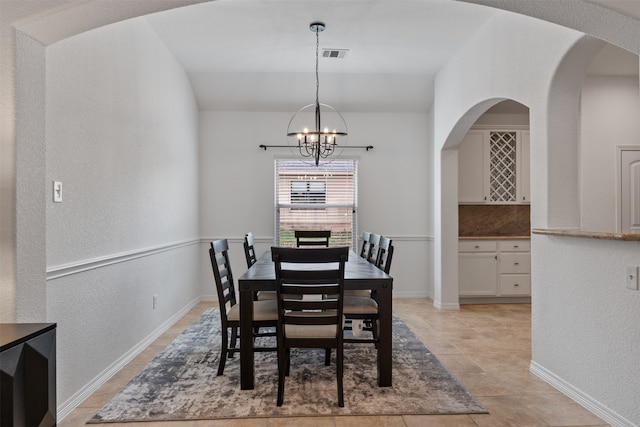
287,22,348,166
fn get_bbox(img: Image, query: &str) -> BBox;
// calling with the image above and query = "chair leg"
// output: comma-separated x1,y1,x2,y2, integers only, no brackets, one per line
277,345,287,406
217,326,228,376
324,348,331,366
372,319,379,348
285,348,291,376
337,344,344,407
229,326,238,358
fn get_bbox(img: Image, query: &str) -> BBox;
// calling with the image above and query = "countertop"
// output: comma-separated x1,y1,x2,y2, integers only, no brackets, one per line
459,235,530,240
532,228,640,241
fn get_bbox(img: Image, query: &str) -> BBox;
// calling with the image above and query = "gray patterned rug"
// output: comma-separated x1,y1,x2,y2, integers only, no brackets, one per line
89,309,486,422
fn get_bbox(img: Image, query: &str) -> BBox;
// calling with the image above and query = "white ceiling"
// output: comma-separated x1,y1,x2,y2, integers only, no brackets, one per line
144,0,639,113
145,0,496,112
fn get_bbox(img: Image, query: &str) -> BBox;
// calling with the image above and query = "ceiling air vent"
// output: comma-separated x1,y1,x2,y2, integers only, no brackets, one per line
322,48,348,58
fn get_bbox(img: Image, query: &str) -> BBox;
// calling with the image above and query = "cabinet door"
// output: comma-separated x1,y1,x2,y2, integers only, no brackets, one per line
519,131,530,203
458,131,486,203
459,252,497,296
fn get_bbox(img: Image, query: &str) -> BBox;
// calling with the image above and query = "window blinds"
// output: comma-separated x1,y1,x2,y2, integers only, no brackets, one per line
275,159,357,248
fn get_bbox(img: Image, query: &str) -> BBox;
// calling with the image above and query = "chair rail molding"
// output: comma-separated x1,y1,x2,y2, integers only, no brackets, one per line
46,239,201,280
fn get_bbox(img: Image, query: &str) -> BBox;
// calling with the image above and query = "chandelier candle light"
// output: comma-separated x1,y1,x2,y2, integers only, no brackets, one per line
287,22,348,166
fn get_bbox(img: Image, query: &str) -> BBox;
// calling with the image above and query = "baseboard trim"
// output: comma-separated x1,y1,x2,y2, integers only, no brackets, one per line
432,300,461,310
459,296,531,304
529,361,636,427
57,297,201,421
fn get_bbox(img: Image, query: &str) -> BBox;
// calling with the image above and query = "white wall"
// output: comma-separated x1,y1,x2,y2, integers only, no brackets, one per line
433,10,640,427
580,75,640,230
199,111,433,298
44,18,200,410
532,236,640,425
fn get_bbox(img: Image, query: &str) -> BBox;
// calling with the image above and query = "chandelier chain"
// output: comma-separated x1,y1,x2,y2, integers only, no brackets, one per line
315,25,320,108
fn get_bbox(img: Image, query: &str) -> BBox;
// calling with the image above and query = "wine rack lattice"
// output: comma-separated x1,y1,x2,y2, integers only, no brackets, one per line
489,132,517,202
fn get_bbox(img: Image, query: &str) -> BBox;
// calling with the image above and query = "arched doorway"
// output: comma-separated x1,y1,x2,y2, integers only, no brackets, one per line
457,100,531,304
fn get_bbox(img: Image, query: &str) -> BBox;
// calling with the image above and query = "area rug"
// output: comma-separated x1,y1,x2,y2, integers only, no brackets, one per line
89,309,486,422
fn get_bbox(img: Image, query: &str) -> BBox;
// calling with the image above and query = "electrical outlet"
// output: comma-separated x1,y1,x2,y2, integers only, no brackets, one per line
626,266,639,290
153,294,158,309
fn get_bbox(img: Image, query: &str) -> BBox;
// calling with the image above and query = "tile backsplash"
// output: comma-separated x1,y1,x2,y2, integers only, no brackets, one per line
459,204,531,237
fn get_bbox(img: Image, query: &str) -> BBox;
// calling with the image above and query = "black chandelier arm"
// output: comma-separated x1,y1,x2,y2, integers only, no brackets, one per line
259,144,373,151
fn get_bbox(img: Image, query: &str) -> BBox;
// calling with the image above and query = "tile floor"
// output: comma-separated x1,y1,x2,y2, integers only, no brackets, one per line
60,299,610,427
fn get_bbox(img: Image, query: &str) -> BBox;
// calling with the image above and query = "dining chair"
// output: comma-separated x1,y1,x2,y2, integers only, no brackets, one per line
376,236,394,274
243,232,258,268
347,232,373,297
271,246,349,407
244,232,277,301
359,231,371,258
366,233,381,264
294,230,331,247
343,236,394,345
209,239,278,376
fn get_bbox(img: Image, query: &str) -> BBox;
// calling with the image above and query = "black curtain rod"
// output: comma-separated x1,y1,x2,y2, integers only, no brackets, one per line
259,144,373,151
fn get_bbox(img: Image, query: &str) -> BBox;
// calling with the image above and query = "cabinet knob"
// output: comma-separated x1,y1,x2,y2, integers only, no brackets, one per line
514,245,519,248
474,245,480,249
514,283,520,287
514,262,520,265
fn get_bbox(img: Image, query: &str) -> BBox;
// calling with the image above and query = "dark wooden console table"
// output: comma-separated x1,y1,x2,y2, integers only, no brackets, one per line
1,323,56,427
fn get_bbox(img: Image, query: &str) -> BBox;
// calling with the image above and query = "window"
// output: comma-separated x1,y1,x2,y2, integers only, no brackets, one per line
275,159,357,248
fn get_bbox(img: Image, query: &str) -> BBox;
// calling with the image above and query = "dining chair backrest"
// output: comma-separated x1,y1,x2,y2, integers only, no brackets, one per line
243,232,258,268
294,230,331,247
271,247,348,325
210,239,237,320
366,233,381,264
376,236,394,274
359,231,371,258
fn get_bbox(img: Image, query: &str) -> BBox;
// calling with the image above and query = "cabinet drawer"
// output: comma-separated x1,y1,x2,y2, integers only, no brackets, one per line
500,275,531,295
459,240,497,252
500,253,530,274
498,240,530,252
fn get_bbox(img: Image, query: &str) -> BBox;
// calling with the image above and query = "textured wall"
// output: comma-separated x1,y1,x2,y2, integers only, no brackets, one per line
533,236,640,424
44,18,200,408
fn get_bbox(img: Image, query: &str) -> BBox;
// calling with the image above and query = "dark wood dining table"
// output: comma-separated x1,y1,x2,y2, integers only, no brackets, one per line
237,250,393,390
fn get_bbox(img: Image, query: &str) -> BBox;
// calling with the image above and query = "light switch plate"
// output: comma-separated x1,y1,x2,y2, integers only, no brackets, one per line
53,181,62,203
626,266,638,290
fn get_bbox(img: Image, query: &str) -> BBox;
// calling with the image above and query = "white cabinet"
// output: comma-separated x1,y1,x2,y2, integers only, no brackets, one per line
458,240,497,296
458,128,530,204
458,131,487,203
459,252,498,296
459,239,531,298
498,240,531,296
